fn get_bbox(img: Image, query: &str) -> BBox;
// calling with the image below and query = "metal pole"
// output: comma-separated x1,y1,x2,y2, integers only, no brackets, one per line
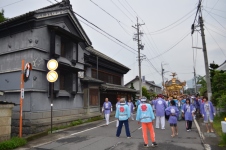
19,59,25,138
199,16,212,100
137,17,142,97
51,82,53,133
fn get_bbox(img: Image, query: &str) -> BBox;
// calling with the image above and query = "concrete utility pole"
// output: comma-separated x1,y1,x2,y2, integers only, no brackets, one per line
193,67,197,94
199,16,212,100
132,17,144,97
161,63,164,94
191,0,212,100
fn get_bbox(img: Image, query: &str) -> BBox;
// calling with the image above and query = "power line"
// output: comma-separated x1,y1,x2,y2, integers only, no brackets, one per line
205,21,226,34
205,24,226,38
145,8,196,34
203,0,219,18
0,0,23,9
117,0,135,19
205,27,226,57
203,9,226,20
78,19,137,55
204,9,226,31
205,6,226,13
110,0,134,23
73,11,137,52
149,31,191,59
45,0,137,54
89,0,132,36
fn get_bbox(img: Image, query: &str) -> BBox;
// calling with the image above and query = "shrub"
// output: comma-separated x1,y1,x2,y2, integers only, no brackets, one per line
0,137,27,150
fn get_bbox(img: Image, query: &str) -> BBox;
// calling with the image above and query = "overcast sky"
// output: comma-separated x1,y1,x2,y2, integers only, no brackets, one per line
1,0,226,87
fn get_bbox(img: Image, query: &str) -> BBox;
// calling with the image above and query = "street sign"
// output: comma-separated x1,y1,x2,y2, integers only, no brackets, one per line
47,71,58,82
21,88,24,99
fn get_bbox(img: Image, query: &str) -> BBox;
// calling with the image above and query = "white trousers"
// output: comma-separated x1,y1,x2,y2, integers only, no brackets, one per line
116,119,119,127
155,116,165,129
130,113,134,120
105,114,110,125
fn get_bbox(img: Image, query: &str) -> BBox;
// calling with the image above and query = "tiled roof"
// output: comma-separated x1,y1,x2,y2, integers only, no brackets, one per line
217,60,226,71
80,76,104,83
101,83,136,92
0,2,60,26
86,46,130,70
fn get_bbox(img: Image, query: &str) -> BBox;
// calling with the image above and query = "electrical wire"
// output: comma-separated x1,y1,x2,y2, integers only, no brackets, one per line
149,31,191,59
205,6,226,13
148,13,195,35
73,11,137,52
110,0,134,23
122,0,173,72
205,21,226,34
204,9,226,31
89,0,132,36
117,0,136,19
205,27,226,57
203,9,226,20
205,24,226,38
0,0,23,9
203,0,219,18
78,19,137,55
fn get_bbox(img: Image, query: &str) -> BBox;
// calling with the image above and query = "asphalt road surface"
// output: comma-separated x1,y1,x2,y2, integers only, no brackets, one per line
18,115,205,150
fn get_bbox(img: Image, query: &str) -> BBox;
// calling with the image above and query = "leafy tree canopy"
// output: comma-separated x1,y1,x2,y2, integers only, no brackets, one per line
0,9,7,23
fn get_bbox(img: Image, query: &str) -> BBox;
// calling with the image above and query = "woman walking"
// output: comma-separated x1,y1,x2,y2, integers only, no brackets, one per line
181,98,195,131
201,96,215,133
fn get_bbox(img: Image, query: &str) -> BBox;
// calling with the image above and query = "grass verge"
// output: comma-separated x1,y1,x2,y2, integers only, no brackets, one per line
48,116,103,133
213,112,226,147
0,137,27,150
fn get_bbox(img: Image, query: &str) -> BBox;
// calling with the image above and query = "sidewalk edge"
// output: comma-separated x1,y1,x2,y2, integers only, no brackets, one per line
194,119,211,150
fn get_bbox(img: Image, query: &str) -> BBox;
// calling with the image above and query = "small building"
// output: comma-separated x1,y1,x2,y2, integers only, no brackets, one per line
216,60,226,72
0,0,135,136
125,76,162,97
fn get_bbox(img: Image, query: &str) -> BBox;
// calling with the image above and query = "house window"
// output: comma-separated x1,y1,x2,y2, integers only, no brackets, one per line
90,89,99,106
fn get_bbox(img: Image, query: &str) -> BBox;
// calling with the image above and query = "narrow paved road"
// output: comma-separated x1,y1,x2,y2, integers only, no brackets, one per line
18,116,204,150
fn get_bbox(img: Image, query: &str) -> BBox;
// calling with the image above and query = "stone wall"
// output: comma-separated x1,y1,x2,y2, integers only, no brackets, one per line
11,108,100,137
0,104,14,142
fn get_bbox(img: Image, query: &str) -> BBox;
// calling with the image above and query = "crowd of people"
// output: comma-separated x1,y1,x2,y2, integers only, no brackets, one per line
101,94,216,148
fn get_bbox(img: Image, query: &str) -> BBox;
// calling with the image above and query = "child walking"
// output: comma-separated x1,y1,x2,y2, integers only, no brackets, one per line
165,100,179,137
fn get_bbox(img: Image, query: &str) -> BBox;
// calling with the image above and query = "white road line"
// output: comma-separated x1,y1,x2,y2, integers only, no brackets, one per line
71,120,117,136
33,120,117,148
138,127,142,130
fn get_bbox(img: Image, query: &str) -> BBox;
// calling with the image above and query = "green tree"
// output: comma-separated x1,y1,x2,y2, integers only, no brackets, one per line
0,9,7,23
212,71,226,106
129,82,136,102
197,75,207,96
142,86,150,100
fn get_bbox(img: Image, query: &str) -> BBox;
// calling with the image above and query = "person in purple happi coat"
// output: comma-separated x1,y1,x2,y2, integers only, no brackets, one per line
181,98,196,131
165,100,179,137
201,96,215,133
154,94,167,129
102,98,112,125
128,99,135,120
